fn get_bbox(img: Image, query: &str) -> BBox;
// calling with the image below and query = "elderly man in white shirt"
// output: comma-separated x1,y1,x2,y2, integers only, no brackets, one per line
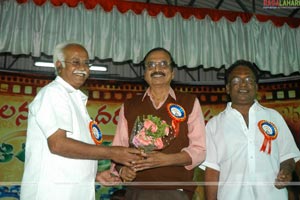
20,41,142,200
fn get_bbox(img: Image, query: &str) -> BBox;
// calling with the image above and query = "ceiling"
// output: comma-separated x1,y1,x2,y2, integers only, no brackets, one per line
128,0,300,18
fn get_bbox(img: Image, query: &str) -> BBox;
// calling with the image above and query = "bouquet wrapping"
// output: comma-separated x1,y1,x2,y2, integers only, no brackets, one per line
130,115,175,153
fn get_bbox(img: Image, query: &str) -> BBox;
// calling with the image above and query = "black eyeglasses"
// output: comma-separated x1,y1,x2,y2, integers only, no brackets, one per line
61,59,92,68
145,60,171,69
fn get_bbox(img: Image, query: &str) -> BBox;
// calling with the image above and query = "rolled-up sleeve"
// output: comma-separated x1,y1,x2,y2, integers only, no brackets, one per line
182,98,206,170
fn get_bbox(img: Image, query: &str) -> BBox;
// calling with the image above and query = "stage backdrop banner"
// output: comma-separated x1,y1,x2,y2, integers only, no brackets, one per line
0,71,299,200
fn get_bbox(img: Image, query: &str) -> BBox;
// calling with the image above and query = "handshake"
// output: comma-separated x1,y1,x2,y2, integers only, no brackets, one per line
96,146,166,185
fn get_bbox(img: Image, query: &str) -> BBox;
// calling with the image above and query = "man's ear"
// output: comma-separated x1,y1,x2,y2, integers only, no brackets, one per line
226,84,230,94
55,61,62,73
171,70,175,80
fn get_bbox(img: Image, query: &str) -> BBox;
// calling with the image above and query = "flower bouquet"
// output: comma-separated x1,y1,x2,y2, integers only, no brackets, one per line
130,115,174,153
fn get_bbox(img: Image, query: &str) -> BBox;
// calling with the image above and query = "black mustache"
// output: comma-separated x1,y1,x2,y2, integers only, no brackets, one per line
150,71,165,77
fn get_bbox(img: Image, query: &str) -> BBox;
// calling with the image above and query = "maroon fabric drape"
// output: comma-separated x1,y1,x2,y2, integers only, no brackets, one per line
16,0,300,28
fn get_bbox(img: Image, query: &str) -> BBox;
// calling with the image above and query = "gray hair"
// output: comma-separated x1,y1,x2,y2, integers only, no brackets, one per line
52,40,84,75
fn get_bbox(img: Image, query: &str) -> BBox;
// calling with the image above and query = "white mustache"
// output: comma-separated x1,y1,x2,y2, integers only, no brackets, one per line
73,70,88,76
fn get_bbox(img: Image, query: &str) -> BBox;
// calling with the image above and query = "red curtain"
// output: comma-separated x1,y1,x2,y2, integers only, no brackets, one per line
16,0,300,28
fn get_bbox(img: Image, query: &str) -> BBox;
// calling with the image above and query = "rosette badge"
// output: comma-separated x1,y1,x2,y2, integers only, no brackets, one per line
258,120,278,154
89,120,103,145
167,103,186,137
130,115,172,153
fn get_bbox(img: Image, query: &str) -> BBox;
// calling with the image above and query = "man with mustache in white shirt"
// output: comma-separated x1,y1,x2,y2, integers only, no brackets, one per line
20,41,142,200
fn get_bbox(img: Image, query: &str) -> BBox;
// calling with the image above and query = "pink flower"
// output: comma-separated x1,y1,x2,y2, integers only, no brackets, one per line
132,129,152,147
153,138,163,149
143,119,158,132
130,115,172,152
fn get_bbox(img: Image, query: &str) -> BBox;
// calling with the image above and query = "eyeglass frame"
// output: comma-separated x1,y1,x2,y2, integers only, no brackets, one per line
61,59,92,68
229,76,256,86
144,60,173,69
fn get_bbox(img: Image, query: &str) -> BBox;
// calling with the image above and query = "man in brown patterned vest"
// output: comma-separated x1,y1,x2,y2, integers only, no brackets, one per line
111,47,206,200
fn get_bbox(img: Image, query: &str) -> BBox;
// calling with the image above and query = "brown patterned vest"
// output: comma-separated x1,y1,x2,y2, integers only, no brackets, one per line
124,91,197,193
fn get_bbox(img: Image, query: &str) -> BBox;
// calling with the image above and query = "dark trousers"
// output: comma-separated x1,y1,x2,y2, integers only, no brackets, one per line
124,187,191,200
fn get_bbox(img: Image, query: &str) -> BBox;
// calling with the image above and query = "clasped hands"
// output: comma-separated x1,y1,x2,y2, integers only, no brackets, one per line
119,151,167,182
98,148,168,184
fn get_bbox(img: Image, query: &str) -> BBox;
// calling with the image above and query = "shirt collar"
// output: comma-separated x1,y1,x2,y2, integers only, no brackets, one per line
142,87,176,102
55,76,88,101
227,99,259,111
55,76,76,92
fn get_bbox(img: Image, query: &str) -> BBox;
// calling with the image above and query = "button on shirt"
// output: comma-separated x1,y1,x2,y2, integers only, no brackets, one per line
21,76,97,200
203,101,300,200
